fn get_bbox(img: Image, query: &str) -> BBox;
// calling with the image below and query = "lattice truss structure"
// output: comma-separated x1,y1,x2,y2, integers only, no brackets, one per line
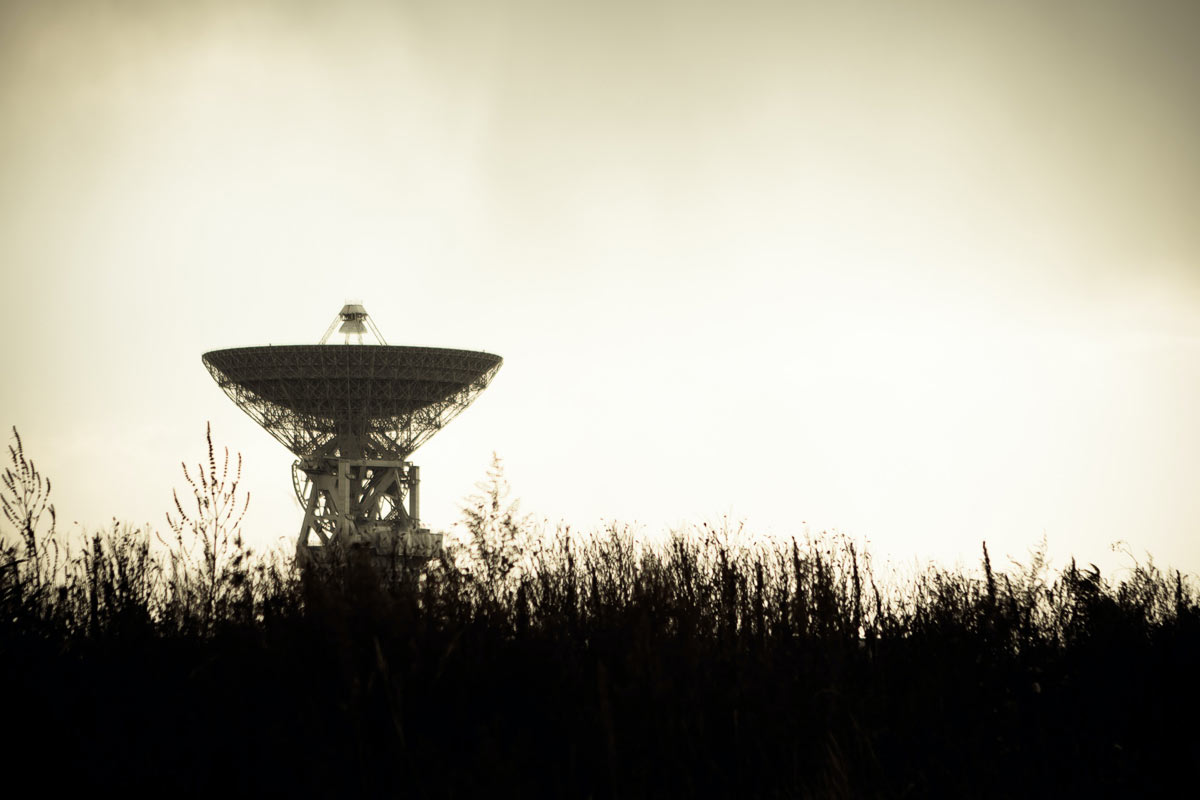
291,458,435,557
202,345,503,461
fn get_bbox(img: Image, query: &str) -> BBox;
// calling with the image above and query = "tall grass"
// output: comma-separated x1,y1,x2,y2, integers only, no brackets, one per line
3,429,1198,797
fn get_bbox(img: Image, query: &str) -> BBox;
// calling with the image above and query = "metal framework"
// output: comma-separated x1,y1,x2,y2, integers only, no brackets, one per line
289,456,433,560
202,345,502,460
201,304,502,563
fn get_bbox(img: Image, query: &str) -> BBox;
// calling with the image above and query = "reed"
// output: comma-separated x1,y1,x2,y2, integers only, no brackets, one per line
3,427,1198,797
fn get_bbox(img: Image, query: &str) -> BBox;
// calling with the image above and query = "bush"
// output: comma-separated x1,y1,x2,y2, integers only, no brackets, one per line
3,428,1198,797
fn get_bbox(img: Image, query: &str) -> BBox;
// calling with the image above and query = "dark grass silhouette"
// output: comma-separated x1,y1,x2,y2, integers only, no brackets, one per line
3,428,1199,797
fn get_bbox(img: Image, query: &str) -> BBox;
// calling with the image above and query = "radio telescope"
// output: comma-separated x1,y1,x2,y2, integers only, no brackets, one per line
202,303,502,563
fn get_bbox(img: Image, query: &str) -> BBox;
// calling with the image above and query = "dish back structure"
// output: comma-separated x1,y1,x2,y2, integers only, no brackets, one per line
202,304,502,563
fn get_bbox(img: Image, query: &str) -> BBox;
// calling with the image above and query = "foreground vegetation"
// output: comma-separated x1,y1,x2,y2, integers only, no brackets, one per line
3,428,1198,797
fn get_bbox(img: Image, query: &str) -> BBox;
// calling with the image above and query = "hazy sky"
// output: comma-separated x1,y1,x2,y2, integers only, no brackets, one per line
2,0,1199,574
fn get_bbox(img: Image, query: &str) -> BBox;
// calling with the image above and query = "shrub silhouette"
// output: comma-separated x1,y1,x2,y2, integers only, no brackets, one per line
2,426,1199,797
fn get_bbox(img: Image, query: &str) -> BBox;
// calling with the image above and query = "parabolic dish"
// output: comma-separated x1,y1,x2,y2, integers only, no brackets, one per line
202,345,503,459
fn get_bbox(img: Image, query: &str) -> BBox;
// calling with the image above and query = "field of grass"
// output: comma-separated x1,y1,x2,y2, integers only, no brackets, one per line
4,429,1199,797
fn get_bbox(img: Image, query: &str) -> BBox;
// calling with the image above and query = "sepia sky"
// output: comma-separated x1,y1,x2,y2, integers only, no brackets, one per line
2,0,1199,574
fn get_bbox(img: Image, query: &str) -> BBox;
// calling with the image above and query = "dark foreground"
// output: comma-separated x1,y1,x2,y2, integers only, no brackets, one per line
4,521,1199,799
